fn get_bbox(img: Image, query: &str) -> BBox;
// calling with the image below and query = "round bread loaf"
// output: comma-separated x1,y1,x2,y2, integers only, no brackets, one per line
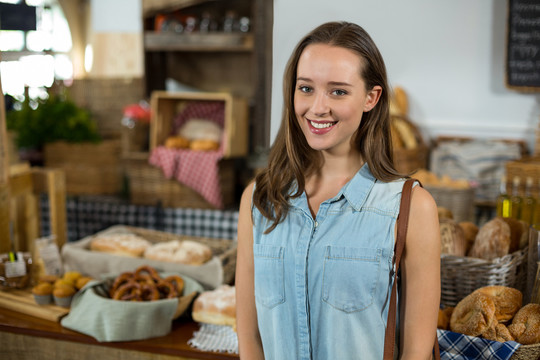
508,303,540,344
467,217,511,260
144,239,213,265
473,285,522,322
450,292,496,337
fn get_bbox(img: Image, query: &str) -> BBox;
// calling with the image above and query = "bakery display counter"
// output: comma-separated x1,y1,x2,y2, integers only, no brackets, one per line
0,306,239,360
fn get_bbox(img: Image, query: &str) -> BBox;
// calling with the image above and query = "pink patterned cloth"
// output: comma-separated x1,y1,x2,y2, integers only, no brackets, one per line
149,146,225,209
149,100,228,209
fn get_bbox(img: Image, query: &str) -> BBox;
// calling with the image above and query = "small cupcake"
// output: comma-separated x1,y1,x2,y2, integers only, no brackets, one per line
32,282,53,305
75,276,93,290
39,274,59,285
63,271,82,285
53,284,76,308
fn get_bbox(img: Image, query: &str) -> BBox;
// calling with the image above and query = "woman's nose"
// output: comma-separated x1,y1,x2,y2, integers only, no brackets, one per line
311,92,329,116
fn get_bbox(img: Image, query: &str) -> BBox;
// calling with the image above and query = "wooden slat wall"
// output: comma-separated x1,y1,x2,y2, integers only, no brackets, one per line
0,51,11,253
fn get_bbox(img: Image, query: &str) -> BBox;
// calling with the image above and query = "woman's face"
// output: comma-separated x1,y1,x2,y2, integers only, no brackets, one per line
294,43,381,156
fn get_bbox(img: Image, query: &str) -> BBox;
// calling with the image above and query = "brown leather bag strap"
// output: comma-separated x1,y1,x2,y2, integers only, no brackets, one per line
382,179,440,360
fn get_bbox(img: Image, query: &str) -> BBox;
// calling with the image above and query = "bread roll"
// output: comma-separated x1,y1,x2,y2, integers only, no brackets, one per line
144,239,213,265
450,292,497,337
192,285,236,330
473,286,522,322
440,219,467,256
467,217,511,260
165,136,190,149
508,303,540,344
189,139,220,151
90,234,152,257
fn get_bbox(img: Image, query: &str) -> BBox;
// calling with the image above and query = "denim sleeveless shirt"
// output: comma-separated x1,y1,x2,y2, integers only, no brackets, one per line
252,164,407,360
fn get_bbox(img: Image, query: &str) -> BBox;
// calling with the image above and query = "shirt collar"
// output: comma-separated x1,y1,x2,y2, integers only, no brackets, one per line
288,163,376,212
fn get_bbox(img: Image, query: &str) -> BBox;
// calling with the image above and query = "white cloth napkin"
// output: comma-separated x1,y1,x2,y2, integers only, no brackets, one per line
188,323,238,354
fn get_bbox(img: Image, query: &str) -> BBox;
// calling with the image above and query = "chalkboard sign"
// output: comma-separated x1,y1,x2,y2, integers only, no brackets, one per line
506,0,540,91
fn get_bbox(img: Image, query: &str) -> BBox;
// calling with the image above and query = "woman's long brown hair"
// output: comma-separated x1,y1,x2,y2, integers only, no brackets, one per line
253,21,402,233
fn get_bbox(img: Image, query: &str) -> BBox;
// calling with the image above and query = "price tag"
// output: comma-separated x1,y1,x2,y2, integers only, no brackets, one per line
5,260,27,278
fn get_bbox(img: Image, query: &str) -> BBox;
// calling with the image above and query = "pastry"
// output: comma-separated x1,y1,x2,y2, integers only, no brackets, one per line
508,303,540,344
32,282,53,305
53,284,76,308
75,276,93,290
90,234,152,257
165,136,190,149
467,217,511,260
192,285,236,330
440,219,467,256
450,292,496,337
189,139,220,151
144,239,213,265
108,265,184,302
473,286,522,322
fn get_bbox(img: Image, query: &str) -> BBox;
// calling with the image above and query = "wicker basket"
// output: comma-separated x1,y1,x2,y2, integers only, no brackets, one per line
425,185,475,223
512,343,540,359
440,248,528,308
62,225,237,288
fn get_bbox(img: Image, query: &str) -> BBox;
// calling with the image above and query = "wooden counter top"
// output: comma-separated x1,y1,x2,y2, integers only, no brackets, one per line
0,306,239,360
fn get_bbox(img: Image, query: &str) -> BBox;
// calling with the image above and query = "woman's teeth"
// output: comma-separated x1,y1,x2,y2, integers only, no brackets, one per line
310,121,335,129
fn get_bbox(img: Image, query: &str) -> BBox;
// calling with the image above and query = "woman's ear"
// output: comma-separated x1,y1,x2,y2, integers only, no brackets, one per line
363,85,382,112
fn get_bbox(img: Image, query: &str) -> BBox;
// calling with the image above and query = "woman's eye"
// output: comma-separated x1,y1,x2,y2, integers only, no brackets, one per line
332,89,347,96
298,85,312,93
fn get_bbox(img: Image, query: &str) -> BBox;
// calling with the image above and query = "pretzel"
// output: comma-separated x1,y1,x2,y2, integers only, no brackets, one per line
113,280,142,301
164,275,185,295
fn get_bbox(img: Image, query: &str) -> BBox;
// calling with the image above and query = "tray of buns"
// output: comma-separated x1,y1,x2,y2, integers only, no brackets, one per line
61,225,237,289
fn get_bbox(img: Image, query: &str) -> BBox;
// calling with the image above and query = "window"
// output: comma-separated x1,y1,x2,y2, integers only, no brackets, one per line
0,0,72,101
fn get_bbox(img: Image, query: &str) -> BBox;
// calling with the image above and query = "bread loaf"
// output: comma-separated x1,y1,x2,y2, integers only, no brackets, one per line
90,234,152,257
450,292,497,337
458,221,478,254
440,219,467,256
467,217,511,260
144,239,213,265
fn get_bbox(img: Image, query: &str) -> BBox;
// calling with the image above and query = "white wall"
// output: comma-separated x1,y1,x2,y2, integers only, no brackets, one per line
272,0,540,152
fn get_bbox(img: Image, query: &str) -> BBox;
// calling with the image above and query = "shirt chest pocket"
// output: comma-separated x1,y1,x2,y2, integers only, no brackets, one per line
322,246,383,313
253,244,285,308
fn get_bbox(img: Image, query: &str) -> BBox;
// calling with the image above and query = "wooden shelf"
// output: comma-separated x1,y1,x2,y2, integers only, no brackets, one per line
144,32,254,52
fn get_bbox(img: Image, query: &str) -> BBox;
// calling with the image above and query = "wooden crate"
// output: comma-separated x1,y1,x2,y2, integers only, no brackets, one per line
0,164,67,255
150,91,248,158
122,153,236,209
44,140,122,195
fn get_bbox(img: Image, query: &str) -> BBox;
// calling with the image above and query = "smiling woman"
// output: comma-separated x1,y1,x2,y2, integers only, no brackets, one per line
235,21,441,360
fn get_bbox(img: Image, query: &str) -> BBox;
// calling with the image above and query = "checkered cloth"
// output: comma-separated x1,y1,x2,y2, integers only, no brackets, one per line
437,330,521,360
39,195,239,242
172,100,225,130
149,146,225,209
188,323,238,354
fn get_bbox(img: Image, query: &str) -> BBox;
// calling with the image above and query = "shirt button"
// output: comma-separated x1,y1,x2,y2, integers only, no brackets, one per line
314,221,319,227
